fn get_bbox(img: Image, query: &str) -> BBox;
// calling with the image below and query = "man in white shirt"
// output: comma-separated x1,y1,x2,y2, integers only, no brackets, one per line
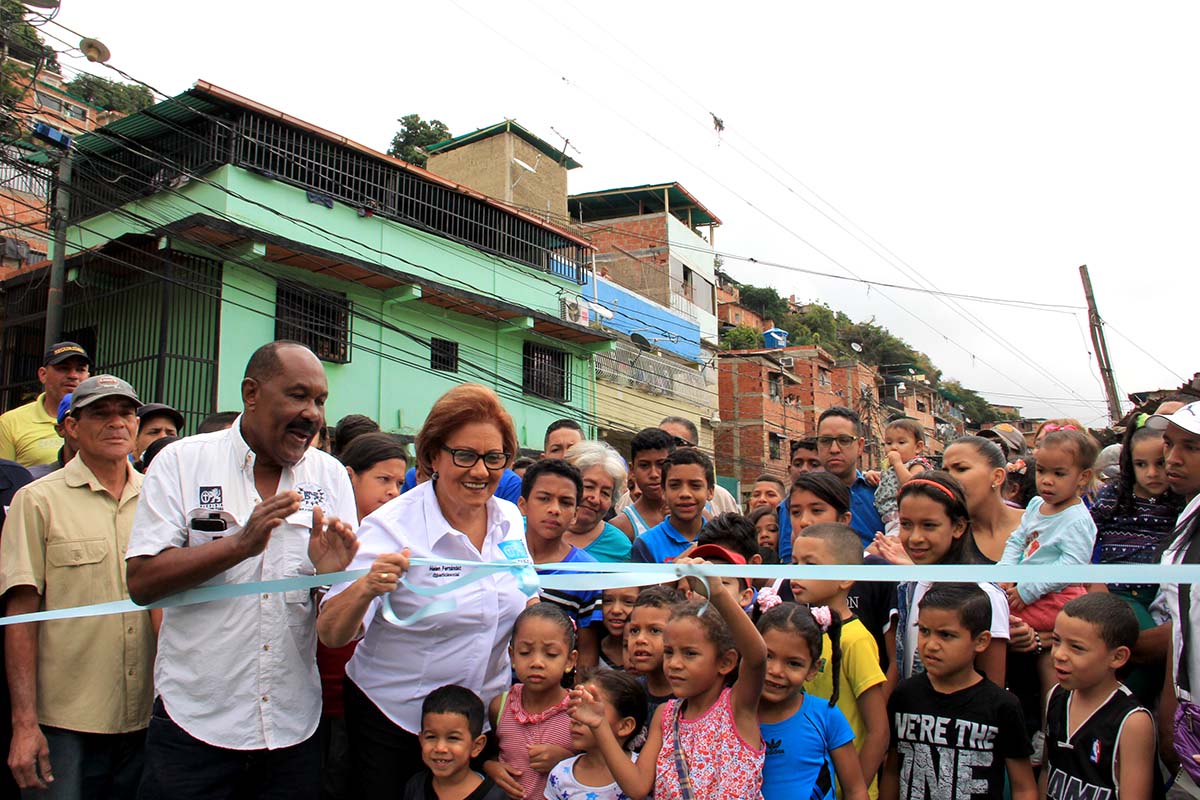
125,341,359,800
1149,401,1200,799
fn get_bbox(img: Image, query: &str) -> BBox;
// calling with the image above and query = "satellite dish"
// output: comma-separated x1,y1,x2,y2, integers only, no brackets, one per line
630,333,653,351
897,382,907,392
79,38,111,63
849,342,863,353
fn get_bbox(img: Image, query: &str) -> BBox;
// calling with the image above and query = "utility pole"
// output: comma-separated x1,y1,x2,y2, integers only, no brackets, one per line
43,152,70,350
1079,265,1123,425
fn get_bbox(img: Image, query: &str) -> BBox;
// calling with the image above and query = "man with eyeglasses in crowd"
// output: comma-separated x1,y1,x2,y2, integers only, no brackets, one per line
124,341,359,799
815,406,883,547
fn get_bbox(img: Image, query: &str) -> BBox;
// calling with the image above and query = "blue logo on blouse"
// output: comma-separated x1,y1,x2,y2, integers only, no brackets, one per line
498,539,533,566
497,539,538,596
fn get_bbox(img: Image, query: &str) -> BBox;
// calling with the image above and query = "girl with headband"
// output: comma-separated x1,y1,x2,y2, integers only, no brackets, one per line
886,471,1011,692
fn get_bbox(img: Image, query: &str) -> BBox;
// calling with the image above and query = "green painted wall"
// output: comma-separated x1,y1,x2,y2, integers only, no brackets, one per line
215,260,594,450
64,164,598,449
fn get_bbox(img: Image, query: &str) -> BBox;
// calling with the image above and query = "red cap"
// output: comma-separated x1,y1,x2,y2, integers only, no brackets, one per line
689,544,747,565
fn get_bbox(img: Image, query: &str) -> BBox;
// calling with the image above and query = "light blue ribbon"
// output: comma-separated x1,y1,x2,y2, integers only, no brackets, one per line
5,560,1200,628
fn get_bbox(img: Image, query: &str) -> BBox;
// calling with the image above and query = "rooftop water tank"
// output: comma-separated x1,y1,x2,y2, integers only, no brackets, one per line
762,328,788,349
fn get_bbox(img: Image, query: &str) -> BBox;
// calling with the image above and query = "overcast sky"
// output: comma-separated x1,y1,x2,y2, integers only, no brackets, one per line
43,1,1199,423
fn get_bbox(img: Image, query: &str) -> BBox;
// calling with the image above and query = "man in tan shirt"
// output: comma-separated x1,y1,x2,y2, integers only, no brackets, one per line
0,375,156,798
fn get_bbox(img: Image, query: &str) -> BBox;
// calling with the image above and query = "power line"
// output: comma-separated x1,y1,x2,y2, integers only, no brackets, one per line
4,39,1108,431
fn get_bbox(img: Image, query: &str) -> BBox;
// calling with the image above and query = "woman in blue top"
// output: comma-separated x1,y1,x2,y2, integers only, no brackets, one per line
758,602,868,800
563,441,632,562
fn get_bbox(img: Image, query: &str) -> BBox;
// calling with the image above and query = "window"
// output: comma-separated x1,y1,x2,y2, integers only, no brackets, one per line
769,433,784,461
34,91,61,113
768,372,783,400
917,400,928,413
66,103,87,121
818,367,831,387
274,282,350,363
523,341,569,402
430,338,459,372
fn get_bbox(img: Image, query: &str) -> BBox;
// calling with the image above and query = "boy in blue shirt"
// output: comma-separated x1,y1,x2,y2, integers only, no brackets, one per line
520,458,603,671
630,449,713,563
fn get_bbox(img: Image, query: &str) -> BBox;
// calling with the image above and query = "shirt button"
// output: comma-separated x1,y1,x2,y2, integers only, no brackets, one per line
263,644,270,652
127,668,135,676
262,696,269,703
262,594,269,599
127,627,134,634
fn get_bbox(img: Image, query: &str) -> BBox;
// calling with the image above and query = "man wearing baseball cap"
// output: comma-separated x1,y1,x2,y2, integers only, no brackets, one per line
1140,400,1200,795
0,375,155,795
133,403,184,464
27,394,78,480
0,342,90,468
978,422,1028,459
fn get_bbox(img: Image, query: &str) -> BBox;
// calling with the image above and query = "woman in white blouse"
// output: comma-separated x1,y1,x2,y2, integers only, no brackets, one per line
318,384,533,796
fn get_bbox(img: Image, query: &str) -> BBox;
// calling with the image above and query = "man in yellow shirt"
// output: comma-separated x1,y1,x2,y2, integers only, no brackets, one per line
0,342,90,468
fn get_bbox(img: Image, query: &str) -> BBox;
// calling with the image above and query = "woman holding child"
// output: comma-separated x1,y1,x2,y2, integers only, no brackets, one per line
318,384,532,796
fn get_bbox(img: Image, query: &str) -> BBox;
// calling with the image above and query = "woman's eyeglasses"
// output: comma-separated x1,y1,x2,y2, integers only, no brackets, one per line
441,446,510,470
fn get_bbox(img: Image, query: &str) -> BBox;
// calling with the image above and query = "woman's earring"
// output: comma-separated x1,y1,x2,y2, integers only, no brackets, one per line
430,471,439,481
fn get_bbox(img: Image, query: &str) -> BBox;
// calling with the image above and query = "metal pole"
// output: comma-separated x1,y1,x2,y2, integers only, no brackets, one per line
43,153,70,351
1078,264,1123,425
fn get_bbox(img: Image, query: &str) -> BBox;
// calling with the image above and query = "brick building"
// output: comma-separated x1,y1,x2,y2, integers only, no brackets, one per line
715,345,881,497
424,119,580,222
1,61,120,277
569,183,720,343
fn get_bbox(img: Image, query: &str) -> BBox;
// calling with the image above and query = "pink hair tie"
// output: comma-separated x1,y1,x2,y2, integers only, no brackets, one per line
811,606,833,632
757,587,783,612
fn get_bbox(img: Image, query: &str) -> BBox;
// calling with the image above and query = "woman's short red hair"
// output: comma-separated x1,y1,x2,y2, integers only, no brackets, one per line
416,383,519,474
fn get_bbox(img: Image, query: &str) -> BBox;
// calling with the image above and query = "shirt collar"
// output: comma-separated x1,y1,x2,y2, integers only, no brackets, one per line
228,415,309,473
661,516,693,544
32,393,54,424
851,471,873,491
63,454,140,501
421,480,512,549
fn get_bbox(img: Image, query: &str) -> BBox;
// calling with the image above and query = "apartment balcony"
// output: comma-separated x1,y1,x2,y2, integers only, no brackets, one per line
66,87,590,284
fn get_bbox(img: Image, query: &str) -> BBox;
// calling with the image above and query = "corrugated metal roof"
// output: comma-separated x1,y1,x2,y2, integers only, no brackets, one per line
569,182,721,227
427,119,582,169
70,91,227,157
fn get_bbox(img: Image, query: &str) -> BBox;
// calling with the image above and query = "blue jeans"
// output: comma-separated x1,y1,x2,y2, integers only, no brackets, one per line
137,699,318,800
21,726,145,800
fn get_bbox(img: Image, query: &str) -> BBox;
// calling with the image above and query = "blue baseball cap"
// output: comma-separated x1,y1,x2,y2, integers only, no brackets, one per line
56,393,72,425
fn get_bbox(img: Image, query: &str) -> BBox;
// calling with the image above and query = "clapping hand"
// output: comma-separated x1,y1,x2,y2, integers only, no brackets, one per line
308,506,359,574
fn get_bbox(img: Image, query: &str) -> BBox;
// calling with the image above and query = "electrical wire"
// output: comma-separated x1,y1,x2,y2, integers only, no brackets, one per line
2,43,1104,448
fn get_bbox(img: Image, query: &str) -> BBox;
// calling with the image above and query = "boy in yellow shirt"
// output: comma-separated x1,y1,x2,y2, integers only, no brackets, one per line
791,522,889,798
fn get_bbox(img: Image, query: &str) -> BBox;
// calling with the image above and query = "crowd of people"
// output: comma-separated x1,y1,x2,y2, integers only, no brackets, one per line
0,337,1197,800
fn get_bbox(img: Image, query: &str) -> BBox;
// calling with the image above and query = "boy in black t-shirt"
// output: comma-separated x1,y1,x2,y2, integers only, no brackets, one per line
881,583,1036,800
1042,593,1155,800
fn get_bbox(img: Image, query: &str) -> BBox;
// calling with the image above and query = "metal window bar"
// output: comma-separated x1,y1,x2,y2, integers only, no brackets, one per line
274,283,351,364
522,341,569,402
0,241,221,431
430,338,459,373
69,105,589,281
227,111,590,282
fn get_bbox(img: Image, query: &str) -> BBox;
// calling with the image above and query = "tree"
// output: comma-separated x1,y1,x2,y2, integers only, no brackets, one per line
940,380,1005,424
721,325,762,350
387,114,450,167
65,74,153,114
737,285,789,323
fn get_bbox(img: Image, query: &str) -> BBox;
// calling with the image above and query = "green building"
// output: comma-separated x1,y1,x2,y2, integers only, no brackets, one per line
0,81,612,448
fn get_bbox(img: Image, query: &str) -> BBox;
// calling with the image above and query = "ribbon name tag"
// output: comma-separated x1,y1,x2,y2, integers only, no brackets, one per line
498,539,534,566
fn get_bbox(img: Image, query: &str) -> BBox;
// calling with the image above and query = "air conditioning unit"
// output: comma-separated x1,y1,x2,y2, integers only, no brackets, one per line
560,297,590,325
778,356,794,368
